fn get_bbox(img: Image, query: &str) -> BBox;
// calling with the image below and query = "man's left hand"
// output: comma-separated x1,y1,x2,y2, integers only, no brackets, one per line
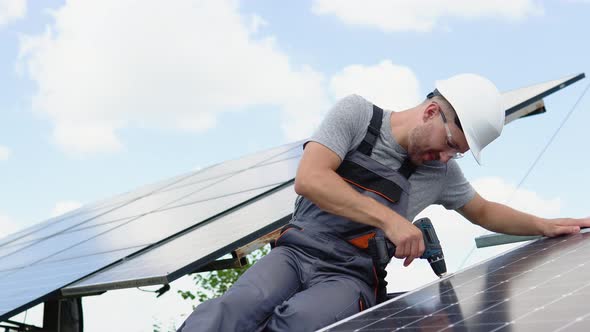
542,217,590,237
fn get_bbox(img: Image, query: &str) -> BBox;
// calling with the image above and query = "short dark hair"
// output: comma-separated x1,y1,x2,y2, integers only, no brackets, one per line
427,89,463,132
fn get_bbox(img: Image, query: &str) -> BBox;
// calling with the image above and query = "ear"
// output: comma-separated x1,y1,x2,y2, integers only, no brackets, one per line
422,102,438,122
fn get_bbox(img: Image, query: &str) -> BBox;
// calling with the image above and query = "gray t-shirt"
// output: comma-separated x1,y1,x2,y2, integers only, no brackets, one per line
308,94,475,221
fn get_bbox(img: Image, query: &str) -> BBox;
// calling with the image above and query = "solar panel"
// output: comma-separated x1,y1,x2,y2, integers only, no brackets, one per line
0,141,301,251
320,230,590,331
0,141,302,321
62,183,297,295
503,73,584,123
0,248,137,321
42,185,275,263
0,217,135,271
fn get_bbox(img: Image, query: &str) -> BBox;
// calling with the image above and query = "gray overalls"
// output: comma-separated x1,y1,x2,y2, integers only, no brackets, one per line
178,105,414,332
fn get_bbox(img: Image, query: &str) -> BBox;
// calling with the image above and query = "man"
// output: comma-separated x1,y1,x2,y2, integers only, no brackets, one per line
178,73,590,332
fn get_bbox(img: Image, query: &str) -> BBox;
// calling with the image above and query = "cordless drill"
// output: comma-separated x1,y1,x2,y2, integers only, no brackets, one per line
369,217,447,277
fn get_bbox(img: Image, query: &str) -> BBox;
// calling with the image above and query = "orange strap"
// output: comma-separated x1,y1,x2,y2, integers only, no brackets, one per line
348,232,376,249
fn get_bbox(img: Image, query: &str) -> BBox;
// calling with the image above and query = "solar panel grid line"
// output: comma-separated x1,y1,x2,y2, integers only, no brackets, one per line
114,179,294,269
155,181,288,212
0,215,137,271
61,215,292,296
553,311,590,332
61,182,296,295
320,232,590,332
166,214,292,283
38,186,275,264
2,156,296,271
102,143,300,218
0,168,200,249
40,243,149,266
0,169,292,316
0,250,138,321
0,178,187,260
0,142,295,250
111,180,291,253
157,141,302,194
317,238,545,331
159,161,297,210
81,170,199,213
434,248,590,332
428,238,590,331
153,146,300,205
488,262,590,331
51,182,283,251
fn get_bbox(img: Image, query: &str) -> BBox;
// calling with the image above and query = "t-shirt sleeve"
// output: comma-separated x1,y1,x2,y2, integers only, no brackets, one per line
307,94,372,160
437,160,476,210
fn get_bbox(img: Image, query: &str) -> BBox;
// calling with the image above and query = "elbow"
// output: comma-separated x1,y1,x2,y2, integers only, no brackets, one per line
295,170,323,198
294,176,311,197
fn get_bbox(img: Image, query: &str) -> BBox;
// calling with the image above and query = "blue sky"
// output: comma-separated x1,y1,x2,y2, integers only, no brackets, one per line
1,0,590,330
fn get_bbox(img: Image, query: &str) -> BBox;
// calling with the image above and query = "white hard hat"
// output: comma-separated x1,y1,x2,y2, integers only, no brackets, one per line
435,73,504,165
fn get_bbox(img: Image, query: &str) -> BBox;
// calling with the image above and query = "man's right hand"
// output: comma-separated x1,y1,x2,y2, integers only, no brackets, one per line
383,219,425,267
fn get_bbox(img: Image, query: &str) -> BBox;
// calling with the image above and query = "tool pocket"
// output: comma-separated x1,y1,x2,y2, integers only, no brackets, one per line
274,224,303,247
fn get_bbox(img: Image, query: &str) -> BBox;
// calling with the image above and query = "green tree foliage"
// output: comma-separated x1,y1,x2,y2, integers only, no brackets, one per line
178,245,270,306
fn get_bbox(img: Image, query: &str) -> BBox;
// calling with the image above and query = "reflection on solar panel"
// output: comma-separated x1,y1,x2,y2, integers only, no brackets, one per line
0,141,302,321
320,230,590,331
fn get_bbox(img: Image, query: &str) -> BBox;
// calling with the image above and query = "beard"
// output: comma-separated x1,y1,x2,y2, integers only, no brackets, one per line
407,123,436,165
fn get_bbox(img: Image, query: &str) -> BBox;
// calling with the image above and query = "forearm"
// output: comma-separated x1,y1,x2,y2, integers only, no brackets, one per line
295,169,406,230
475,201,546,236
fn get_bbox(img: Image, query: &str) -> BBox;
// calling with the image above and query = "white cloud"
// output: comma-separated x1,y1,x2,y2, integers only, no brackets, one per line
51,200,82,217
0,0,26,27
0,145,11,160
330,60,422,111
312,0,543,32
386,176,561,292
18,0,330,154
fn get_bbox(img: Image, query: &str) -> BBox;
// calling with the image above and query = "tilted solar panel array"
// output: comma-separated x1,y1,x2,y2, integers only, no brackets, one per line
0,141,302,321
321,230,590,332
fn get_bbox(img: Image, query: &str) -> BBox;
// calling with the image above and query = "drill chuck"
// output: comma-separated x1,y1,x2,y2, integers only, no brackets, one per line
427,255,447,277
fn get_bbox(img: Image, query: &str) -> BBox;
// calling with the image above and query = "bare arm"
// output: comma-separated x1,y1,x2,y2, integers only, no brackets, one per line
295,142,424,266
458,192,590,237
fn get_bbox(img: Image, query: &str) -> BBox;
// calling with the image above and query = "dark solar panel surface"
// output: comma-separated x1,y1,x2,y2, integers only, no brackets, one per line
0,248,137,320
0,141,302,321
321,230,590,332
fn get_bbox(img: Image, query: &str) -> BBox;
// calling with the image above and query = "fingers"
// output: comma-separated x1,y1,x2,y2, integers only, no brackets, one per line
388,223,425,267
404,256,414,267
553,217,590,228
401,234,425,267
548,225,581,237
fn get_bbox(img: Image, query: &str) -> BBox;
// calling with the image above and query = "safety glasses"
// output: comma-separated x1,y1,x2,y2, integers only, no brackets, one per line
438,110,464,159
